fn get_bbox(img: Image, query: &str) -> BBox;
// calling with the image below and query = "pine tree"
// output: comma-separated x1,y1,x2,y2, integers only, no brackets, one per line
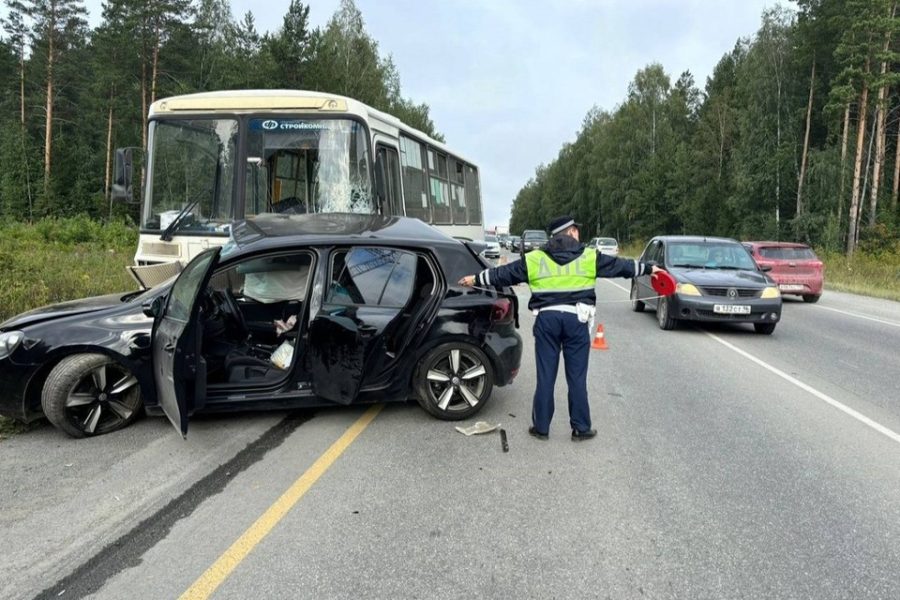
19,0,87,206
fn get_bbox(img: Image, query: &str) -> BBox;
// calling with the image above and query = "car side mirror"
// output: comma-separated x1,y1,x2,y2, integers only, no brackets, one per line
142,295,166,319
759,265,772,273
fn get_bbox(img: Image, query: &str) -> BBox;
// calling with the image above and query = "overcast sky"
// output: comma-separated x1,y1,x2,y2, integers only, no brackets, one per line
81,0,778,229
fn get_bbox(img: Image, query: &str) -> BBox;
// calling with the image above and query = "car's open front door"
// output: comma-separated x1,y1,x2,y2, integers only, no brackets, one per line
151,248,221,437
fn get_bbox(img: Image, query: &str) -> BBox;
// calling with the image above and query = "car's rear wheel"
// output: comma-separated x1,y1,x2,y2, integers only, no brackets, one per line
802,294,821,303
42,354,143,438
656,297,677,330
414,342,494,421
754,323,777,335
630,282,645,312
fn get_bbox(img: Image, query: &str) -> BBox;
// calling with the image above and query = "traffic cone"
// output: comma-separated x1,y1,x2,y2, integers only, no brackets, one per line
591,324,609,350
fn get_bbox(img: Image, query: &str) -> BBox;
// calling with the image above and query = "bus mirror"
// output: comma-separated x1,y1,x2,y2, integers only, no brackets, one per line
112,148,134,203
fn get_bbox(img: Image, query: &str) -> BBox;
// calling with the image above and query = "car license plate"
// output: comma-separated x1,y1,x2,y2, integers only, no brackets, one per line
713,304,751,315
779,284,805,291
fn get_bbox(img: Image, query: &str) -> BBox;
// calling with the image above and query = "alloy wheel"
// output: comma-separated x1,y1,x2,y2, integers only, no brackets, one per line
415,343,494,420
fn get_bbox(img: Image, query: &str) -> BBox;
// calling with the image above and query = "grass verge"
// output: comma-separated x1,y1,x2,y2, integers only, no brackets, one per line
820,250,900,302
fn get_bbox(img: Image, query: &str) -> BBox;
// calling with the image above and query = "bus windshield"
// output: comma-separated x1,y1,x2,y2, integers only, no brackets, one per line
142,117,373,233
143,118,238,233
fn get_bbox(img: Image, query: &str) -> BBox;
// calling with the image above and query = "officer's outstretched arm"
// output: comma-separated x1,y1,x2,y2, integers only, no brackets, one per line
473,260,528,288
596,254,655,278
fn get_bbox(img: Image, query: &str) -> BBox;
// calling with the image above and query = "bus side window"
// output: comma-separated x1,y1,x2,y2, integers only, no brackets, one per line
465,165,482,225
399,135,429,221
427,149,451,225
375,145,403,217
451,159,466,224
386,147,402,217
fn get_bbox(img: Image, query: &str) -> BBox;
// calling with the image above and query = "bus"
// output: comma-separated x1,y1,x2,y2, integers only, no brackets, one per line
113,89,485,288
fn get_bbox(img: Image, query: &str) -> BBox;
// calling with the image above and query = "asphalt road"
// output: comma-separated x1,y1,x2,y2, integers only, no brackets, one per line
3,258,900,599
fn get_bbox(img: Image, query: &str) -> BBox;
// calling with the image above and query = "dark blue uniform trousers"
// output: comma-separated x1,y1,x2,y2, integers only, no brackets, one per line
532,310,591,434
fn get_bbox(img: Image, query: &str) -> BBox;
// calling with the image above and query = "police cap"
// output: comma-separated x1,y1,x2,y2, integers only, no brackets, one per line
548,215,580,236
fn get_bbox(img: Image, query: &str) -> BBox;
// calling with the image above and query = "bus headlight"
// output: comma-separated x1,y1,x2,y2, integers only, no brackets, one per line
760,286,781,299
0,331,25,360
676,283,701,296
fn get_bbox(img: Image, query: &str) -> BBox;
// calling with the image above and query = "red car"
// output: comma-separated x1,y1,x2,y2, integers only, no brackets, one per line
743,241,824,303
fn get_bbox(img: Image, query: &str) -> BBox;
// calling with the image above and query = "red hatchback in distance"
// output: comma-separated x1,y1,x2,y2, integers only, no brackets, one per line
743,241,824,303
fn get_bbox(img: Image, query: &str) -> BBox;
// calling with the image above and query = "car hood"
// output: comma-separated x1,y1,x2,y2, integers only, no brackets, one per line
0,292,133,330
670,267,770,288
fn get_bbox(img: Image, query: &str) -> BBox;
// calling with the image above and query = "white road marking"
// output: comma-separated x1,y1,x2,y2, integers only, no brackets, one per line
604,280,629,293
604,278,900,446
810,304,900,328
705,332,900,445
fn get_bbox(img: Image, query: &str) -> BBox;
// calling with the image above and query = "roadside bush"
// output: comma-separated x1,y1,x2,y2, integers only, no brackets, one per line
0,217,137,322
820,248,900,301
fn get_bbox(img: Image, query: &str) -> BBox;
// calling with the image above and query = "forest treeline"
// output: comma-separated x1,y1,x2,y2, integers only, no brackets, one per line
0,0,439,222
510,1,900,255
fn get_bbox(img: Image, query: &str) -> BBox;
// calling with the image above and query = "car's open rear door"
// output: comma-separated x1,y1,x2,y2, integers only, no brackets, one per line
152,248,221,437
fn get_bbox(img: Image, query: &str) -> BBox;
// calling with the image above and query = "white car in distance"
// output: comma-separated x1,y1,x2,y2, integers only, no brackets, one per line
593,237,619,256
482,234,501,259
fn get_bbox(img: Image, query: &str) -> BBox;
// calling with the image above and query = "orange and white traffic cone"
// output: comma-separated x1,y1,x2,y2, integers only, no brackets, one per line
591,324,609,350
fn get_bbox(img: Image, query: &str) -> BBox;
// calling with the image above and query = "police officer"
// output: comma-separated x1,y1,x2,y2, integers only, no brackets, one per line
459,215,661,441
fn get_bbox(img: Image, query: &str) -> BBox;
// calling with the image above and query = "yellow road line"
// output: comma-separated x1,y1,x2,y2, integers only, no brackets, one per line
180,404,384,599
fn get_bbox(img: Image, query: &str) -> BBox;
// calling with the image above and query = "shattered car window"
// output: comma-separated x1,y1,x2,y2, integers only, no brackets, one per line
328,247,416,308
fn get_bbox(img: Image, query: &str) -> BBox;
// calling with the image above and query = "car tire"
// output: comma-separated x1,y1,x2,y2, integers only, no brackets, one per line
656,297,677,330
42,353,143,438
754,323,777,335
630,282,645,312
802,294,821,303
414,342,494,421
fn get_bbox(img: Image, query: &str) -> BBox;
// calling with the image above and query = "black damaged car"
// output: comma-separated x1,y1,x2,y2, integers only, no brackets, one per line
631,235,783,334
0,213,523,438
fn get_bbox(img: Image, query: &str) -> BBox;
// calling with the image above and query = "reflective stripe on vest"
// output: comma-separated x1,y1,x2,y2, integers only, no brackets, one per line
526,248,597,292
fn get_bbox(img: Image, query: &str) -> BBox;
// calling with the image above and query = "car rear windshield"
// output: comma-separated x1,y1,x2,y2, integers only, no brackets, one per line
758,246,817,260
597,238,617,245
523,231,548,241
485,235,498,242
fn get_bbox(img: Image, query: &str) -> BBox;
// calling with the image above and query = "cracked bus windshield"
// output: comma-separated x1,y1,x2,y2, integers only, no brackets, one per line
142,117,372,234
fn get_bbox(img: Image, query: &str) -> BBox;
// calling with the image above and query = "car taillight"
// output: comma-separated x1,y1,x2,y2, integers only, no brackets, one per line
491,298,513,323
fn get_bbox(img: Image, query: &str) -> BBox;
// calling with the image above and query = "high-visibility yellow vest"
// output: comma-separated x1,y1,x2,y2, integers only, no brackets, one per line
526,248,597,293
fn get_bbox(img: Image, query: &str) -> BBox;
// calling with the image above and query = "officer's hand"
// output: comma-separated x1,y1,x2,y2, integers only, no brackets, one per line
650,265,664,275
458,275,475,287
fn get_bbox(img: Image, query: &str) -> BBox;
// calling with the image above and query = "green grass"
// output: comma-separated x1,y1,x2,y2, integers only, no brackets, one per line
0,217,138,322
0,417,38,440
820,250,900,302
